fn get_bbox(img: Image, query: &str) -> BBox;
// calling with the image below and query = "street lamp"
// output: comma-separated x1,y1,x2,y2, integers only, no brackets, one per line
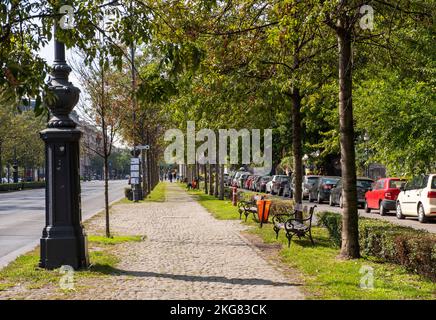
39,23,89,270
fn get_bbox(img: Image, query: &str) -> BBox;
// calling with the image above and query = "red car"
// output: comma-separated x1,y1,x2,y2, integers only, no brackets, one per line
365,178,407,215
244,175,255,189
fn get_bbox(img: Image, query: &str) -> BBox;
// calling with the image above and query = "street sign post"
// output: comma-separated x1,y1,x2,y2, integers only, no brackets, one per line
130,158,140,179
130,157,142,201
130,177,140,185
131,171,140,178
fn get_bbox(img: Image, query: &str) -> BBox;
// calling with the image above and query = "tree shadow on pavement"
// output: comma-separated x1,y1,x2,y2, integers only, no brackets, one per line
89,265,302,287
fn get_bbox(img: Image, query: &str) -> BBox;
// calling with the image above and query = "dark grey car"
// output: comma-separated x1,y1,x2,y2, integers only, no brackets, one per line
308,176,341,204
256,176,272,192
329,178,374,208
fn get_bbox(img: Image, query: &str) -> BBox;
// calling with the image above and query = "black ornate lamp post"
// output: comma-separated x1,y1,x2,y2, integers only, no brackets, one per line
39,24,89,270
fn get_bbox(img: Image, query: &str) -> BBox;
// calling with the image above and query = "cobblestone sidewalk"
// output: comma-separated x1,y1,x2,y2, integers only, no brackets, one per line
1,183,304,300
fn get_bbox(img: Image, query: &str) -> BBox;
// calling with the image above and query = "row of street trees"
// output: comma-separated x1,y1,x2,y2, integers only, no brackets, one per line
1,1,434,253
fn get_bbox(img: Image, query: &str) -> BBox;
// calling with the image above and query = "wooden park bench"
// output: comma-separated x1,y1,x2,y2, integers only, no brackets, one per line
272,205,317,248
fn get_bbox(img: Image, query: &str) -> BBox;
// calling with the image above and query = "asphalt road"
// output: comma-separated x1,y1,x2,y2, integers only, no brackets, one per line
310,199,436,233
0,180,127,268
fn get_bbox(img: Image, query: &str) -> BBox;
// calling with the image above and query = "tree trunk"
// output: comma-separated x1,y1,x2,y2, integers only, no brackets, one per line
292,88,303,207
204,164,208,193
150,152,154,187
146,150,150,192
148,152,152,189
147,132,152,192
219,164,224,200
208,163,213,195
141,150,148,196
150,152,155,188
104,154,110,238
214,164,219,197
154,154,158,187
337,22,360,259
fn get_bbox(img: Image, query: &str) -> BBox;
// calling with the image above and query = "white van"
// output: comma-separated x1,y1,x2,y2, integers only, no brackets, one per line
396,174,436,223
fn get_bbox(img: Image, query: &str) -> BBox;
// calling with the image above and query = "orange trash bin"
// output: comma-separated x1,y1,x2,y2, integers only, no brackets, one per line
256,200,272,227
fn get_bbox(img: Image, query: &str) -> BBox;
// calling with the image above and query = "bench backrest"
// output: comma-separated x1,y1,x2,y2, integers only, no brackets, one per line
306,205,316,228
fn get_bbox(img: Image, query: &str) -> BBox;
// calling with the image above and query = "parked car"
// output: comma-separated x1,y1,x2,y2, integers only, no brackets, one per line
308,176,340,204
279,176,292,197
232,171,246,186
222,173,229,186
282,180,292,197
291,175,321,199
330,177,374,208
250,175,261,191
227,171,237,186
232,171,240,186
257,176,272,192
364,177,406,215
244,175,255,189
265,179,273,193
302,175,321,199
237,172,250,188
270,175,291,195
396,174,436,223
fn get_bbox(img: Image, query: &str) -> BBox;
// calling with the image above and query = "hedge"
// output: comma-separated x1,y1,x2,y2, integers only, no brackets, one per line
0,181,45,192
317,212,342,247
269,199,295,216
316,212,436,281
223,186,250,202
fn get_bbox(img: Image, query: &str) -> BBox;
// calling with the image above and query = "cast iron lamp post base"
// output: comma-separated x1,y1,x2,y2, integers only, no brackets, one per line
39,129,89,269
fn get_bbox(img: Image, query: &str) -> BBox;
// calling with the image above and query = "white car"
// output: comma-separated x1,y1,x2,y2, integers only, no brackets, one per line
265,180,273,193
232,171,245,186
396,173,436,223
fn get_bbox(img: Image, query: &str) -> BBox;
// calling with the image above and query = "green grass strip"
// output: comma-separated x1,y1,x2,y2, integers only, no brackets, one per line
119,182,166,204
0,235,144,293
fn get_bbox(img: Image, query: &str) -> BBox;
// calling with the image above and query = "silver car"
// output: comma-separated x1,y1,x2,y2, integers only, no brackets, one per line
291,175,321,199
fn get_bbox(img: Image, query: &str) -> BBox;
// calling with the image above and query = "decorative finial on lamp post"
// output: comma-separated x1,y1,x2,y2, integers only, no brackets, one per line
46,24,80,129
